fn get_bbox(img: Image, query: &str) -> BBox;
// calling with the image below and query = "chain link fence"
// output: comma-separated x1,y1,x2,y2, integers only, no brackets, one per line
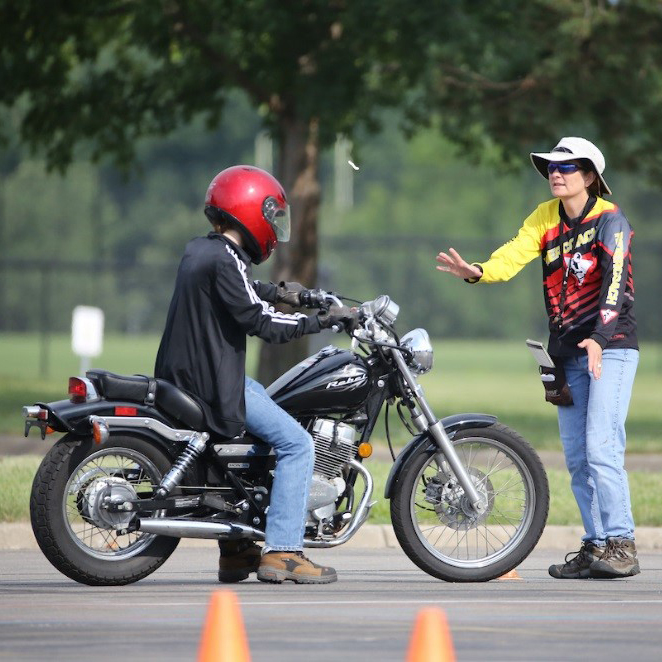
1,236,660,343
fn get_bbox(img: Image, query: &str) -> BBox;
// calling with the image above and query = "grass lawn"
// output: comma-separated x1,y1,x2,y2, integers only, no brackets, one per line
1,334,660,526
2,333,661,452
3,455,662,527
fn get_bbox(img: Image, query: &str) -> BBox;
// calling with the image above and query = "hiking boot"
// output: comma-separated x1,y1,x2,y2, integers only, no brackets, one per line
257,551,337,584
548,541,603,579
589,537,640,578
218,540,262,583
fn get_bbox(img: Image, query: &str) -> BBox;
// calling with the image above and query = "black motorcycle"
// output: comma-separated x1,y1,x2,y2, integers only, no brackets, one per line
24,291,549,585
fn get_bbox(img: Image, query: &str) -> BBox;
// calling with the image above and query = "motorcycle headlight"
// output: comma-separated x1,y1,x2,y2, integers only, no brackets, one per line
401,328,434,375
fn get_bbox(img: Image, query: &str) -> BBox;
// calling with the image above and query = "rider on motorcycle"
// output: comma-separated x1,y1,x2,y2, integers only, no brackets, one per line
154,165,354,584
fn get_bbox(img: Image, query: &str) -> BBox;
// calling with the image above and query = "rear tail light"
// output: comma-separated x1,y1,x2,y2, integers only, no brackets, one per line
68,377,87,403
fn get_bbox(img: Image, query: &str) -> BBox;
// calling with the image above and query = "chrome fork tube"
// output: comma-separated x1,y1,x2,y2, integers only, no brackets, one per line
390,349,485,513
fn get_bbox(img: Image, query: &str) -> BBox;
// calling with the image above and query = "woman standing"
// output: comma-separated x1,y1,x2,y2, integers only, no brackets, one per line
436,137,640,579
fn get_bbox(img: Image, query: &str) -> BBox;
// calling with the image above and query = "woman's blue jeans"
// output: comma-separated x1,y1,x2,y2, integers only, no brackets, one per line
244,377,314,551
557,349,639,544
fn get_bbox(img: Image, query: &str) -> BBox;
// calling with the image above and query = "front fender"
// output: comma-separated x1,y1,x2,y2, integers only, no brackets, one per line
383,413,497,499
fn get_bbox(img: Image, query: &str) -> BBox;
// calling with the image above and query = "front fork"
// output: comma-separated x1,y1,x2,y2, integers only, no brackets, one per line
389,350,486,513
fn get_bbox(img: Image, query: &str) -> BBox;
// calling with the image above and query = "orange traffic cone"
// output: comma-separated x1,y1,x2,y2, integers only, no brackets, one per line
198,590,251,662
406,607,456,662
497,568,522,580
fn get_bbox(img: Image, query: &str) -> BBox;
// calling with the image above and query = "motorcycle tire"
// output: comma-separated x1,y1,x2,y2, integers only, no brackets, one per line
390,423,549,582
30,434,181,586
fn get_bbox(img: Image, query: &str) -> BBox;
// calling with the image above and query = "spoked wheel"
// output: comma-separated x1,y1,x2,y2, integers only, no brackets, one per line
66,447,164,559
391,423,549,582
31,435,180,585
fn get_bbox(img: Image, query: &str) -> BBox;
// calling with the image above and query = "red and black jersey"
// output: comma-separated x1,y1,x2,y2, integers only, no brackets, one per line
473,197,637,357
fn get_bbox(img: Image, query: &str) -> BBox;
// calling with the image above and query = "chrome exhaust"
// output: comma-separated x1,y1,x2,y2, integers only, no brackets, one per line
138,459,373,547
137,518,265,540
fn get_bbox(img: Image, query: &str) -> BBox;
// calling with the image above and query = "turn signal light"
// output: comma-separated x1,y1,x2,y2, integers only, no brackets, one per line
68,377,87,403
357,442,373,458
90,417,109,445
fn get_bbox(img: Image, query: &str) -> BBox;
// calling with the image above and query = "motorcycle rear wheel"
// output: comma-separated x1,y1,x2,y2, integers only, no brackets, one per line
30,434,180,586
390,423,549,582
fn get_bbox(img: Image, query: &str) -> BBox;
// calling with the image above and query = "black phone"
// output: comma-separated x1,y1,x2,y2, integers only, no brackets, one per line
525,339,556,369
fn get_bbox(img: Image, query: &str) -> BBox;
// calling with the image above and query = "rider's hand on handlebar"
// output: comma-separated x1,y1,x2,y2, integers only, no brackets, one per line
317,305,360,333
275,281,307,307
298,288,330,309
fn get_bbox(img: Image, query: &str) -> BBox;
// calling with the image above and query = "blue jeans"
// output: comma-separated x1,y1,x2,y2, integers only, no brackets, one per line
244,377,314,551
557,349,639,544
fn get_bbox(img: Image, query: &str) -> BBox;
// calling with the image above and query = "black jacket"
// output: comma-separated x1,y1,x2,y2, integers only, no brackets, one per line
154,233,321,437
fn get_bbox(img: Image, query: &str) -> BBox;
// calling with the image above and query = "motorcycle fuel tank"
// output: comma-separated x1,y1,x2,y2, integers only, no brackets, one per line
266,346,371,415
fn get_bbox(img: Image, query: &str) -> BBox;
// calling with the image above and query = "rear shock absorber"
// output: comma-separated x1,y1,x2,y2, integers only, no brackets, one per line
156,432,209,498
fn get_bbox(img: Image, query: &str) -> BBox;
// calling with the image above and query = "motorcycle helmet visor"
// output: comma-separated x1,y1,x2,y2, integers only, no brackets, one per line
263,197,291,242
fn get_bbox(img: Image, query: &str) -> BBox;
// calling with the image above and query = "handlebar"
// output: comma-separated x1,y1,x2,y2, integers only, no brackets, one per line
299,290,401,338
299,288,343,310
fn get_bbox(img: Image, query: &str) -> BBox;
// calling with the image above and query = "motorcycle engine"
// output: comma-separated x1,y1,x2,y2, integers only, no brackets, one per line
307,418,356,523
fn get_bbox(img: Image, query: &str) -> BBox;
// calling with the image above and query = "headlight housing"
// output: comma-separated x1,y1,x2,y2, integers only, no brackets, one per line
401,328,434,375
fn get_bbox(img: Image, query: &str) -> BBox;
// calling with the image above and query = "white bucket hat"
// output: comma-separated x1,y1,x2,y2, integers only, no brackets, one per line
530,136,611,195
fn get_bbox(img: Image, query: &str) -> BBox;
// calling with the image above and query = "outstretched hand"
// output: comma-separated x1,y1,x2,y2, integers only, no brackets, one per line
436,248,482,280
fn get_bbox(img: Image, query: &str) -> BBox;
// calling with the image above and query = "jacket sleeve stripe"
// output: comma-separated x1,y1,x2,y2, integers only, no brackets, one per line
226,245,306,326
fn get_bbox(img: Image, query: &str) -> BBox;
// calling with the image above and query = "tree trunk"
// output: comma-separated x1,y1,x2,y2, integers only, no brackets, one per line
256,115,321,386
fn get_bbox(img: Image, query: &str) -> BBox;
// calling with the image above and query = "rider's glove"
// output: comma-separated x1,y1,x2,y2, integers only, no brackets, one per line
275,281,307,307
317,305,360,333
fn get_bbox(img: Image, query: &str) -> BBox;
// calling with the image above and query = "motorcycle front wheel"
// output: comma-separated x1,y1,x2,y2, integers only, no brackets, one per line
390,423,549,582
30,434,180,586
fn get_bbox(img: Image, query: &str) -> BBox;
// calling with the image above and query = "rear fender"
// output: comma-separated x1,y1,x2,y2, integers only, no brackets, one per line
383,413,497,499
53,427,181,462
34,401,191,466
38,399,174,436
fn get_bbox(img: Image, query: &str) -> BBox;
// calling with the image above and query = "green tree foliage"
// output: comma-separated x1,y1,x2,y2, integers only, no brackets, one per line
3,0,662,375
1,105,661,340
411,0,662,178
1,0,453,380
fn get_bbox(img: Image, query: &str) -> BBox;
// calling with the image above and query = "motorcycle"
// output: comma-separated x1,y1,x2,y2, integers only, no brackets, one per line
24,291,549,585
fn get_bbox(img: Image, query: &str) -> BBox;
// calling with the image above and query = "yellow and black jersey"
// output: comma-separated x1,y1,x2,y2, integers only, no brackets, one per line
472,197,637,357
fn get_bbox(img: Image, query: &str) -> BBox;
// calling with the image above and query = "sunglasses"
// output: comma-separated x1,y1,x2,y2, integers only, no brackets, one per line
547,162,581,174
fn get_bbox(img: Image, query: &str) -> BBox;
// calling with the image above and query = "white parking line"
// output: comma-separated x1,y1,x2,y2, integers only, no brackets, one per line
87,598,662,608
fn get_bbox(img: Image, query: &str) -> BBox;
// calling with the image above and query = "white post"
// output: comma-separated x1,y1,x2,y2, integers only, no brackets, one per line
334,134,354,211
71,306,104,375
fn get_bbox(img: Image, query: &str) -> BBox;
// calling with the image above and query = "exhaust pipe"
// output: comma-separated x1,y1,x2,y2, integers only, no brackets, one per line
139,458,373,547
305,459,374,548
137,518,265,541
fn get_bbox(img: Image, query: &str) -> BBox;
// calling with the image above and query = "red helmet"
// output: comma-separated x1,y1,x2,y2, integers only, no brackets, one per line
204,165,290,264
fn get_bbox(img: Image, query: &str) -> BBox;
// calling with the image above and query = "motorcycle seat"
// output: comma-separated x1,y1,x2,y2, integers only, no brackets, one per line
86,370,204,430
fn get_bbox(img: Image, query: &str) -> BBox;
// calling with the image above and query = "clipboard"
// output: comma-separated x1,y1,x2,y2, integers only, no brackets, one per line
525,339,556,369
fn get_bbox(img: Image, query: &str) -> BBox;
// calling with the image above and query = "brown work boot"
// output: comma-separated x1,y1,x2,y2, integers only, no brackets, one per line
589,537,640,578
218,540,262,583
257,551,337,584
548,541,603,579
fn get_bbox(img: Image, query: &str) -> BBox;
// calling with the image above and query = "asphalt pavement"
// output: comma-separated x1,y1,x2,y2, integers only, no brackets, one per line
2,545,662,662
